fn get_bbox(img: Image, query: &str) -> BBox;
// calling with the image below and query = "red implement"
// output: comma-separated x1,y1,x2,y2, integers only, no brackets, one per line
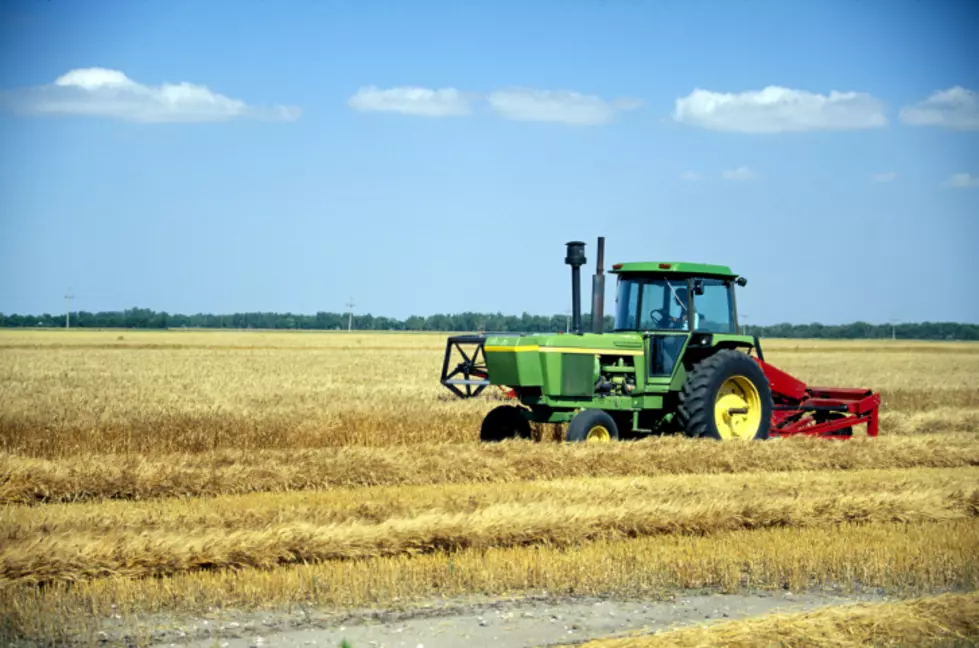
754,358,880,439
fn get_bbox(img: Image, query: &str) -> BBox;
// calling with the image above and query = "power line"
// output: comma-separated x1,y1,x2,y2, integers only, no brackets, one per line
346,297,355,332
888,317,900,340
65,288,73,329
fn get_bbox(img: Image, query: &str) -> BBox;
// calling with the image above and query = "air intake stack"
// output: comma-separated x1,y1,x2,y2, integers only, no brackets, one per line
565,241,586,335
591,236,605,334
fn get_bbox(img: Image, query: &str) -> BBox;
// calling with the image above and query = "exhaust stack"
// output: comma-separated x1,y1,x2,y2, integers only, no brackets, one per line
591,236,605,334
565,241,586,335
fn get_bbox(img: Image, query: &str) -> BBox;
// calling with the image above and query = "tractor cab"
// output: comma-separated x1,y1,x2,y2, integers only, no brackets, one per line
610,262,745,335
609,262,752,382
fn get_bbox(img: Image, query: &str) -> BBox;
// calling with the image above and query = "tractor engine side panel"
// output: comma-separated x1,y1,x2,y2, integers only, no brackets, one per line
539,352,597,397
483,337,543,388
559,354,596,397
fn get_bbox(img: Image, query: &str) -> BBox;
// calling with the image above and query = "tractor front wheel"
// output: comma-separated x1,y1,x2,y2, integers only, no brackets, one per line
677,349,772,441
566,409,620,443
480,405,532,442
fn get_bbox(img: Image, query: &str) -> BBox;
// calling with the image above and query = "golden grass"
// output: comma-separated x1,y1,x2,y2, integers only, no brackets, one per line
1,330,977,457
1,330,977,645
6,466,972,537
568,590,979,647
2,468,975,586
4,433,978,505
4,520,978,645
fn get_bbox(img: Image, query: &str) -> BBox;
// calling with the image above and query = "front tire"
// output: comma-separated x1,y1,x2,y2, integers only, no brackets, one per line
566,409,620,443
677,349,772,440
480,405,532,442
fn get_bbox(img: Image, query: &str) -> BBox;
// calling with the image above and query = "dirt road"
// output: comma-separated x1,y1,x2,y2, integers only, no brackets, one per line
130,589,891,648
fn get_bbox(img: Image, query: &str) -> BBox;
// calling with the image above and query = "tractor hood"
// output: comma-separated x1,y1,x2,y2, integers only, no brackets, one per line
483,331,644,397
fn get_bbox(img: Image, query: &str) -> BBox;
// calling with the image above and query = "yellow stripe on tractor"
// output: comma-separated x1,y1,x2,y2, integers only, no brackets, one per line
484,345,642,356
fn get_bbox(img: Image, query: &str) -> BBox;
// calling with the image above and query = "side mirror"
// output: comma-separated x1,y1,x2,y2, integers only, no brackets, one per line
693,279,705,296
735,276,748,287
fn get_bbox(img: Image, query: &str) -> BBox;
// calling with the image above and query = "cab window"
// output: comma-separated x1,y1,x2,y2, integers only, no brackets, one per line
692,279,736,333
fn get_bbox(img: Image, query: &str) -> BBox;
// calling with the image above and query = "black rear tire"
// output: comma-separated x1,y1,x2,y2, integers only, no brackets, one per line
480,405,532,442
677,349,772,440
566,409,620,443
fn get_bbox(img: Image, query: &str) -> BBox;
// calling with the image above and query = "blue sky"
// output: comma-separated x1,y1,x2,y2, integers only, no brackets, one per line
0,0,977,325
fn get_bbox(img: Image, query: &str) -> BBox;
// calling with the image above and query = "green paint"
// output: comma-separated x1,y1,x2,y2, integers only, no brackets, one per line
611,261,737,278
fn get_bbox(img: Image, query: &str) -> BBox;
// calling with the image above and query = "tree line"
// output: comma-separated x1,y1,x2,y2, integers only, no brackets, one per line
0,308,610,333
0,308,976,340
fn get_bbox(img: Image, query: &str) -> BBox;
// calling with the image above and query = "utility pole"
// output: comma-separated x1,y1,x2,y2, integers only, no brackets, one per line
65,288,73,329
346,297,355,332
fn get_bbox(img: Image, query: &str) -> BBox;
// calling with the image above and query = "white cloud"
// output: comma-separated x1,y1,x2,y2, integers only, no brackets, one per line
0,67,300,122
347,86,473,117
721,166,758,181
899,86,979,131
944,172,979,189
673,86,887,133
487,88,642,125
680,171,702,181
872,172,897,183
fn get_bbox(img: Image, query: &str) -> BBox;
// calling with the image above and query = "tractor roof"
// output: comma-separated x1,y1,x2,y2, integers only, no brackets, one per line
610,261,736,278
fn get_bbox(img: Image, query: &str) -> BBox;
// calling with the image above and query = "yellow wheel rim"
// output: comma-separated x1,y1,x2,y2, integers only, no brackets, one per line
713,375,762,440
586,425,611,443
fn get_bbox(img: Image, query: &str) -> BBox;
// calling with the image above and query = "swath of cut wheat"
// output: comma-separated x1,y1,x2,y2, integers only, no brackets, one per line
3,433,979,505
1,330,978,646
3,467,975,585
6,466,973,536
4,520,978,646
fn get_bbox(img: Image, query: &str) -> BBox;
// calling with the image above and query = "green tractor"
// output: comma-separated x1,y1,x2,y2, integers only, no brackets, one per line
439,238,880,442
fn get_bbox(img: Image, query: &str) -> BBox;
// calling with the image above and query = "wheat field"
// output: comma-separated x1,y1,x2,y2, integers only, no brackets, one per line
1,329,978,646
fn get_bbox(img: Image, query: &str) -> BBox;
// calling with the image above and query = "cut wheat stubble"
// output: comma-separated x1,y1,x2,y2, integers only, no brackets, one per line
3,483,975,586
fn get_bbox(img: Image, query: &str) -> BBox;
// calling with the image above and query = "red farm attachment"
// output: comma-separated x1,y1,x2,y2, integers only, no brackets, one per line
755,356,880,440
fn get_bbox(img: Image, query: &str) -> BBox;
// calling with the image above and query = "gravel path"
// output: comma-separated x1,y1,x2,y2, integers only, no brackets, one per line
135,589,891,648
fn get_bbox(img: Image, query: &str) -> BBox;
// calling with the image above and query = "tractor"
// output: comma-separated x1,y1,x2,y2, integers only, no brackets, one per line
440,237,880,443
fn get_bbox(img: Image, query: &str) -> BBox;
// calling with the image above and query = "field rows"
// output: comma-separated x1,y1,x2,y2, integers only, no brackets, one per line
3,467,975,585
5,407,978,459
4,433,979,505
4,519,978,644
3,331,979,458
7,467,974,534
1,331,977,646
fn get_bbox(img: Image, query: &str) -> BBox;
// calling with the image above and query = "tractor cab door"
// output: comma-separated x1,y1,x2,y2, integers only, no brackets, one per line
614,275,690,380
690,278,738,334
